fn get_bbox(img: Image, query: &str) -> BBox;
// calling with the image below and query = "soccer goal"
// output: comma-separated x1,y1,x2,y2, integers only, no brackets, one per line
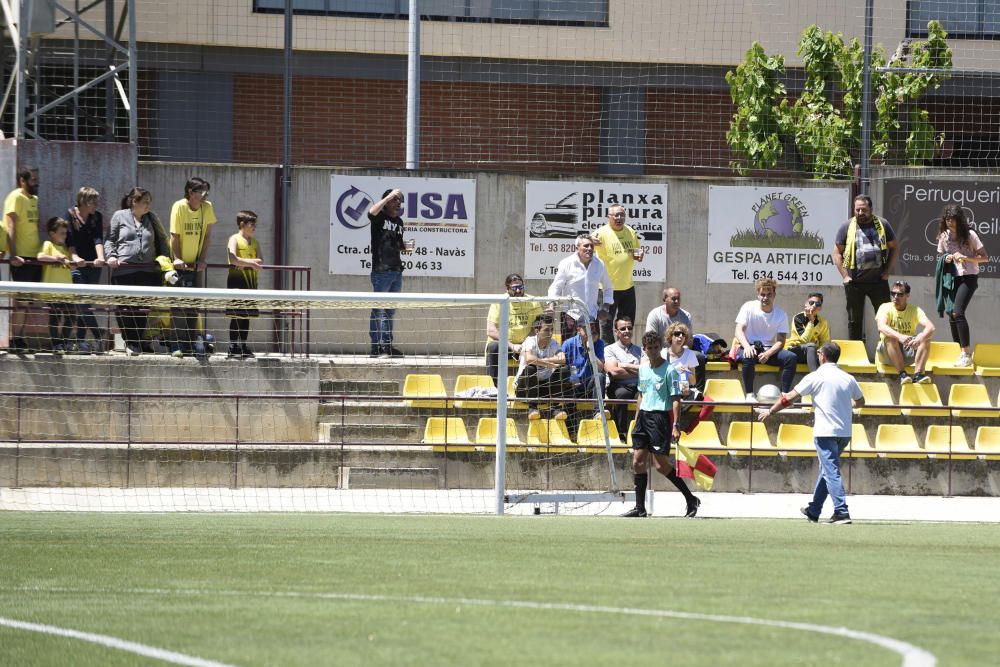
0,281,627,514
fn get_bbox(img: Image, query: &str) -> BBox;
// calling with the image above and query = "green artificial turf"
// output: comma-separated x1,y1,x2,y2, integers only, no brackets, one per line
1,513,998,666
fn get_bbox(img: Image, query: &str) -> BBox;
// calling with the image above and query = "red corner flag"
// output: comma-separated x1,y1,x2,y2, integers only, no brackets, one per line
676,442,717,491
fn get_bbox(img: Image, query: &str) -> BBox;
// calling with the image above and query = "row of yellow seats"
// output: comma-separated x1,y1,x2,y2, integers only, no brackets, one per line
422,417,623,452
704,379,1000,418
705,341,1000,377
405,374,609,411
674,421,1000,459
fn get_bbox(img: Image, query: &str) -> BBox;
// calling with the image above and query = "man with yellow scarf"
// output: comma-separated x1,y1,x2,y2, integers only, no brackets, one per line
832,195,899,342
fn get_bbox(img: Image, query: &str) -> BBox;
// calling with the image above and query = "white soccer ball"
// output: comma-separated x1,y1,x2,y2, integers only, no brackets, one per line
757,384,781,402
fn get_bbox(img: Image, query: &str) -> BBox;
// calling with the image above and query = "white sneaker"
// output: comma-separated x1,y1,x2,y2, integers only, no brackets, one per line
955,352,973,367
745,392,757,403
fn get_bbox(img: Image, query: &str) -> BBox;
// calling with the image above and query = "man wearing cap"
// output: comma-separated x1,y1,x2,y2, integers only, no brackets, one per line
547,233,614,340
591,204,644,344
644,287,708,391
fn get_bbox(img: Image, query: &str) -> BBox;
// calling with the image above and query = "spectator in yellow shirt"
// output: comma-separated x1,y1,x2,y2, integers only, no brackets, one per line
876,281,935,385
37,217,84,354
3,166,41,351
169,177,217,358
590,204,643,344
786,293,831,372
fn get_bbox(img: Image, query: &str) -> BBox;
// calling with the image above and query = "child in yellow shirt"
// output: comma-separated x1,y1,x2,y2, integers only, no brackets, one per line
225,210,264,359
37,217,84,354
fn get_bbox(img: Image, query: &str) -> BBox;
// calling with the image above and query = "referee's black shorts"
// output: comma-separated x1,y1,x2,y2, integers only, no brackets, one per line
630,409,674,455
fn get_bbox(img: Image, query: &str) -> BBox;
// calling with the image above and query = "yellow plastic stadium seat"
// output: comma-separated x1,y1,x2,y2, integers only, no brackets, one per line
453,374,496,409
422,417,471,449
874,424,923,458
924,425,973,459
475,418,523,447
625,419,636,448
725,421,775,454
856,381,902,416
832,339,877,374
973,427,1000,458
404,374,449,409
846,423,875,458
899,383,949,417
947,384,998,419
705,360,731,372
679,421,723,454
704,378,750,413
973,343,1000,376
576,419,620,450
775,423,816,456
926,341,975,376
526,419,573,447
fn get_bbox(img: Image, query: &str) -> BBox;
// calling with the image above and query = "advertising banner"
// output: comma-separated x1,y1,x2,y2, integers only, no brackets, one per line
329,175,476,277
524,181,667,281
707,186,849,285
883,179,1000,278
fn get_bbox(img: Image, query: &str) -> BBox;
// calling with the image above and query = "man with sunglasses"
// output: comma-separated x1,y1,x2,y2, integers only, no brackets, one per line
368,188,410,357
604,316,642,440
786,293,831,372
485,273,543,387
875,280,935,384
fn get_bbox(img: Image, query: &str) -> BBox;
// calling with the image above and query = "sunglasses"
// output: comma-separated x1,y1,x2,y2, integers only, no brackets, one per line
671,331,686,338
807,300,822,307
891,291,907,297
508,284,524,291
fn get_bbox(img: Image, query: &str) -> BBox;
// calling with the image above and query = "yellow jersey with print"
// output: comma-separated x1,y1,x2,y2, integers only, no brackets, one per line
592,224,640,290
170,199,217,264
487,298,544,345
876,302,926,343
3,189,40,257
227,233,260,289
40,240,73,284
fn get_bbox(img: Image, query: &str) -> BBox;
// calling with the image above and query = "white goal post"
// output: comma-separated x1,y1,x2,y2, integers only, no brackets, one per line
0,281,626,515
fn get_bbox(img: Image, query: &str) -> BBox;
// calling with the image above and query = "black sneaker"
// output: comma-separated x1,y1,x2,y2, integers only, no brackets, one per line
370,344,380,357
898,372,912,385
386,346,403,357
800,506,819,523
228,344,242,359
913,372,932,385
241,344,255,359
621,507,647,518
828,512,852,525
685,496,701,518
9,337,27,353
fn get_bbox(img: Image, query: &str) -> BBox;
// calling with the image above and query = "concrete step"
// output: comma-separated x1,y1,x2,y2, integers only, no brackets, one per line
323,423,422,444
321,355,489,388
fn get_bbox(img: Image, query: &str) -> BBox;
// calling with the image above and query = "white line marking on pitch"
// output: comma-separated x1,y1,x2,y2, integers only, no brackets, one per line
0,616,236,667
13,586,936,666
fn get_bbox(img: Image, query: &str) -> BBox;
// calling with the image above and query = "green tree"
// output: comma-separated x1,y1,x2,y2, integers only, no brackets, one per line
726,21,952,178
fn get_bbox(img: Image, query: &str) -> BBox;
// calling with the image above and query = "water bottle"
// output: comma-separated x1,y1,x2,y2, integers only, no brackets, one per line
569,368,581,386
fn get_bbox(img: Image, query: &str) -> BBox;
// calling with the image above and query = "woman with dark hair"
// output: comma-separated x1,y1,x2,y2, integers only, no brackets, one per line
937,204,988,367
104,188,171,356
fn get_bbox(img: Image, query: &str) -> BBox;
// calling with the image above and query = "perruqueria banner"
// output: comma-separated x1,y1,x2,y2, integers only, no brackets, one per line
707,186,849,286
524,181,667,282
883,179,999,278
329,175,476,277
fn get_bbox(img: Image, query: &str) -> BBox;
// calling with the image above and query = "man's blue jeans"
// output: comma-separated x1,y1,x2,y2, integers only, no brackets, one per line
741,348,798,393
369,271,402,346
807,436,850,516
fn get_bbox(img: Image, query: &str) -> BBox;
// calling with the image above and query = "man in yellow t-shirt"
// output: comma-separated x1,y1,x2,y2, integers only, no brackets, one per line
3,167,42,351
168,177,217,357
590,204,643,344
486,273,543,387
875,280,935,385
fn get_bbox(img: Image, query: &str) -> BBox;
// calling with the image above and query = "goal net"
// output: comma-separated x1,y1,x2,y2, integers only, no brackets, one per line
0,281,627,514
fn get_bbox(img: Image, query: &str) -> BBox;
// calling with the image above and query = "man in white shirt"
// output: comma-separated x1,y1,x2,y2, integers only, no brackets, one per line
734,278,797,401
547,233,614,340
758,341,865,524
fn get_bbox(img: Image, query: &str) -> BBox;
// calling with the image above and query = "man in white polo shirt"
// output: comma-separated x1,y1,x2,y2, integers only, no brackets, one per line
757,341,865,525
546,233,614,340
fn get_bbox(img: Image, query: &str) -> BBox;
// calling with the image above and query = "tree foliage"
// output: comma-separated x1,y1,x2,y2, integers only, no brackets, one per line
726,21,952,178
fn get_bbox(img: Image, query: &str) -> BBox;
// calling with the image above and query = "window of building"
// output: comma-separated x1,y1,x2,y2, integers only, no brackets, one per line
253,0,609,26
907,0,1000,38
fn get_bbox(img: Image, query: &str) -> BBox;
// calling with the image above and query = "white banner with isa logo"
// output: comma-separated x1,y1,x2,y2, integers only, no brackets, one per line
707,186,849,286
329,175,476,277
524,181,667,281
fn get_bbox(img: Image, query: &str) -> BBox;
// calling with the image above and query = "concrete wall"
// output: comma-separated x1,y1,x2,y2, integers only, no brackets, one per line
137,163,999,356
